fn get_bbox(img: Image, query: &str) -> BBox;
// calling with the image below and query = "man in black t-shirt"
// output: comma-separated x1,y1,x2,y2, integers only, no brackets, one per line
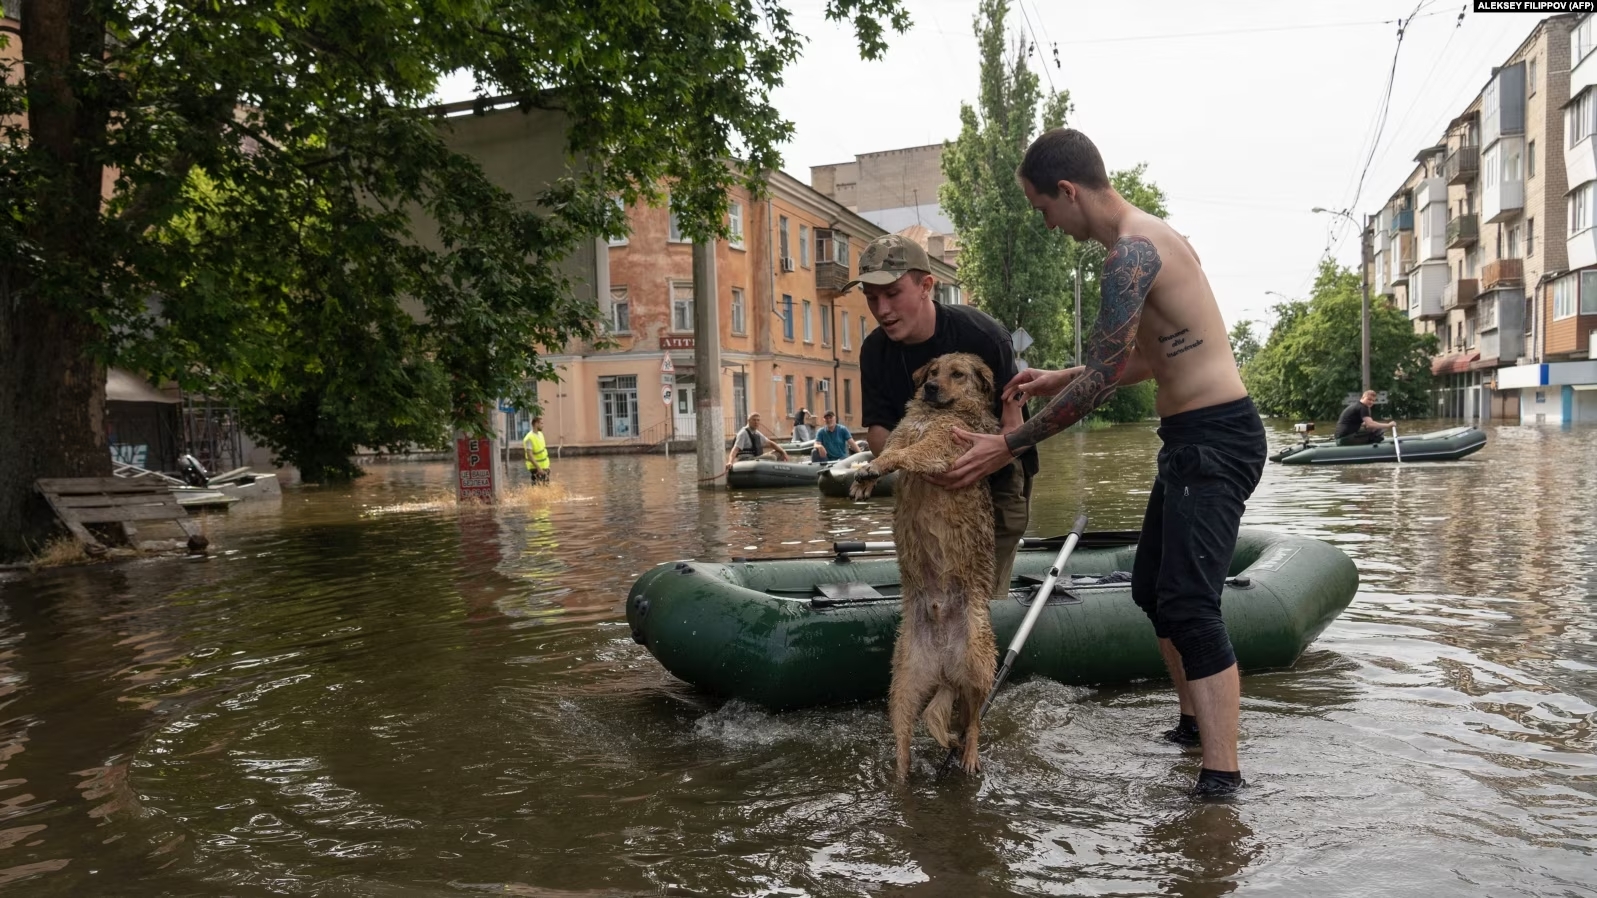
1334,390,1394,445
849,234,1037,598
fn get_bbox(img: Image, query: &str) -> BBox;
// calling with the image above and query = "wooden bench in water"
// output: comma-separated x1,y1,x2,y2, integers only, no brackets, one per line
36,477,209,554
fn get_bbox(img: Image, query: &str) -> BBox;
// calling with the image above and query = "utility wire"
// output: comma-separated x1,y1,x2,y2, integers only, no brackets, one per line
1344,3,1425,226
1014,0,1057,96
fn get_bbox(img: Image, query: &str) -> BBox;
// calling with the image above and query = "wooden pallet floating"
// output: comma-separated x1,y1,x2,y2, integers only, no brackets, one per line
36,477,210,554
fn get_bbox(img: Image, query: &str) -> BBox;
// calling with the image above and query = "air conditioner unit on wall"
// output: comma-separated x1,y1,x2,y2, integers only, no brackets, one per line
781,257,795,272
817,380,829,392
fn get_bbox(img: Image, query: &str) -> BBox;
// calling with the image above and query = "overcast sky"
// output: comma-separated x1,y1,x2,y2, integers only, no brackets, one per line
767,0,1552,337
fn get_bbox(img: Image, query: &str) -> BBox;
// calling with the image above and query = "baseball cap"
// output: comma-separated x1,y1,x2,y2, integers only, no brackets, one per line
841,234,933,292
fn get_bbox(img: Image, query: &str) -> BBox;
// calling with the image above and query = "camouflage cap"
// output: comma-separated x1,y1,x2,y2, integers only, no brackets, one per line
841,234,933,292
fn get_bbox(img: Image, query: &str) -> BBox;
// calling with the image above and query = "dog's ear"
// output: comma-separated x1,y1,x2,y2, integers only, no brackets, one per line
972,361,994,397
911,360,935,388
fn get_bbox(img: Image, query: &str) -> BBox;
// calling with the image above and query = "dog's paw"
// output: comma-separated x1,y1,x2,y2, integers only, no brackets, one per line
848,466,880,500
960,742,982,776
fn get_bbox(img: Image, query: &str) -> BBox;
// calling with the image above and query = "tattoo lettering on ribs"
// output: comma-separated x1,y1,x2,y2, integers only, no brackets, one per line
1159,327,1205,358
1004,236,1162,453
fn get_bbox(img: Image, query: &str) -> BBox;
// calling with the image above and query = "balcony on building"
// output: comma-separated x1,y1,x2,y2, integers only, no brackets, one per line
1414,187,1447,262
1475,289,1525,365
1445,144,1479,184
1570,216,1597,271
1391,208,1414,233
1443,278,1479,310
813,229,850,295
1482,258,1524,291
1483,137,1525,223
1390,232,1414,286
1446,213,1478,249
1373,246,1392,297
1407,261,1448,320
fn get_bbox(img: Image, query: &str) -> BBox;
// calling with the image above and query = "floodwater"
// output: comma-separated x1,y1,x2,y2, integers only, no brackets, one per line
1,420,1595,897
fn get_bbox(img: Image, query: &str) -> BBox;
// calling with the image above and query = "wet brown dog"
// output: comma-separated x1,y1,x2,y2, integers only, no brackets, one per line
850,352,1000,782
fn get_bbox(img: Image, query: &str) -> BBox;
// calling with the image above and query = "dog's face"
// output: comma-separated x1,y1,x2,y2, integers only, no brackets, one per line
912,353,995,410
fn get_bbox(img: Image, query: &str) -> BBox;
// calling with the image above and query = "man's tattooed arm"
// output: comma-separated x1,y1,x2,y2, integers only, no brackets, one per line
1004,236,1161,454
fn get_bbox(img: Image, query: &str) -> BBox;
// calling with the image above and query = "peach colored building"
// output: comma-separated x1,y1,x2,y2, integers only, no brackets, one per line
528,169,961,451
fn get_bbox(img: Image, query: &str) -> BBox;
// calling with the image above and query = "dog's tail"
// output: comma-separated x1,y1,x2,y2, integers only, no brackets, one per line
922,686,957,748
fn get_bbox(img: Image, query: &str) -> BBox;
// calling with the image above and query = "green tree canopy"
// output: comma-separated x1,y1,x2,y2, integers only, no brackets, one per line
0,0,909,557
1244,260,1438,420
1229,319,1263,373
939,0,1073,368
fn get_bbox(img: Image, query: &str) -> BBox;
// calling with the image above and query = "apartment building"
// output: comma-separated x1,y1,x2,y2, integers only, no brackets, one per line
526,169,961,450
812,144,960,268
1371,15,1593,422
1500,12,1597,423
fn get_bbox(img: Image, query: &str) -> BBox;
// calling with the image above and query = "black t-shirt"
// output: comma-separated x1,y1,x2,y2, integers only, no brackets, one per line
1335,402,1371,439
860,303,1040,478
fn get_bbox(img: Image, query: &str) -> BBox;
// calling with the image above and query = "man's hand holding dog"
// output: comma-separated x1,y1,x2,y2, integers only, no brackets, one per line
935,367,1079,490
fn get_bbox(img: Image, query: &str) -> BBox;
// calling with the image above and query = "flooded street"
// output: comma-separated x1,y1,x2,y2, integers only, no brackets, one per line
2,420,1596,897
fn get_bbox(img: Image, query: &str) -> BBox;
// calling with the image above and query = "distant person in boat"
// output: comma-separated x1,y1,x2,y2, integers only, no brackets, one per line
812,411,860,463
1334,390,1395,445
850,233,1035,607
522,416,550,485
937,128,1266,799
726,413,790,471
792,409,815,443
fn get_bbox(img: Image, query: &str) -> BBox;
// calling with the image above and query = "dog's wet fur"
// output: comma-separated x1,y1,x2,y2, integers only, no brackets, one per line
850,352,1000,782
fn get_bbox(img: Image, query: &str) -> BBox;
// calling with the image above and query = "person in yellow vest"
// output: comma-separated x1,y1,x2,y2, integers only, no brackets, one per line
522,415,551,484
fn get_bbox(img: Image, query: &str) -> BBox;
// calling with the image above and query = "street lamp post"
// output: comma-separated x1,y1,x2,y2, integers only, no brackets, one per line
1313,207,1373,393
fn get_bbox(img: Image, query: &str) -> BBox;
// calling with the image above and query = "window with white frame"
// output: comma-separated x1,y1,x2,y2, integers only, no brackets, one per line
599,375,639,438
821,304,831,346
783,295,794,340
729,201,744,249
1484,144,1499,188
1508,224,1521,258
799,225,811,267
1466,315,1476,348
860,315,867,342
608,196,629,246
784,375,795,415
841,313,851,350
779,216,790,263
1529,57,1538,97
1504,142,1522,182
671,281,694,331
610,286,631,333
1584,270,1597,314
1570,91,1596,147
1529,140,1536,178
1578,16,1596,66
802,299,813,342
731,288,746,335
1479,295,1497,330
837,235,850,266
1555,274,1578,320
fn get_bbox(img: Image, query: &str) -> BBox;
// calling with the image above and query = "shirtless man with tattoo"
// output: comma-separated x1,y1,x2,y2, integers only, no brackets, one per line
939,128,1267,798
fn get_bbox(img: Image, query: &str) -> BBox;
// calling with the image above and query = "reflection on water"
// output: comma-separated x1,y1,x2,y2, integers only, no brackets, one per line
0,420,1595,896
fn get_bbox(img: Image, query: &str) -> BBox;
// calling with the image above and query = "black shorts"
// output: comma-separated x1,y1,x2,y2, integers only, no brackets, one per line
1130,396,1267,681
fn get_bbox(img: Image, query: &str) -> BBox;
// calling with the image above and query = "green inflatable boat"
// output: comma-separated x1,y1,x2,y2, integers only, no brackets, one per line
1270,425,1486,465
817,451,900,498
626,529,1359,710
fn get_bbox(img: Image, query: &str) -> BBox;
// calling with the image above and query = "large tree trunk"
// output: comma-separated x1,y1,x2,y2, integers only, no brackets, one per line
0,0,113,561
